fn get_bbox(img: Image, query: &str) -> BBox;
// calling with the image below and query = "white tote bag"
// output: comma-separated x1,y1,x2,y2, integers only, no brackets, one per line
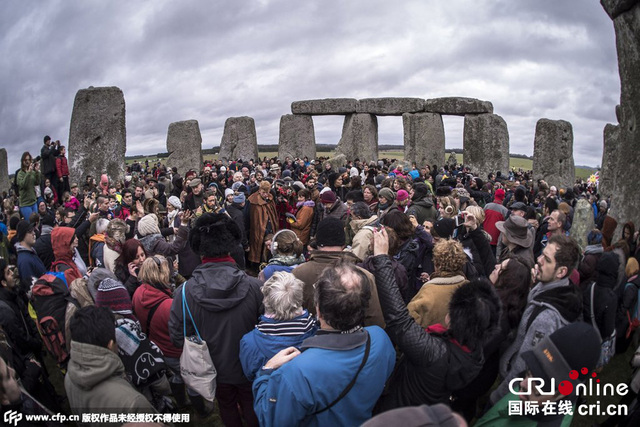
180,281,217,401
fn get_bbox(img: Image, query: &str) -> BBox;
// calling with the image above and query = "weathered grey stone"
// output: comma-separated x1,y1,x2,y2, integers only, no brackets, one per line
219,117,259,162
326,154,348,171
357,98,425,116
69,86,126,185
532,119,575,189
291,99,357,115
463,113,509,179
447,152,458,169
278,115,316,160
166,120,203,175
570,199,596,250
0,149,8,194
424,97,493,116
402,113,445,168
601,1,640,240
599,124,620,199
336,114,378,162
602,0,639,19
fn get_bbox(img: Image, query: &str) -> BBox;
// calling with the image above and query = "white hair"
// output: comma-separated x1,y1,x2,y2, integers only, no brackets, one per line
262,272,305,320
96,218,110,234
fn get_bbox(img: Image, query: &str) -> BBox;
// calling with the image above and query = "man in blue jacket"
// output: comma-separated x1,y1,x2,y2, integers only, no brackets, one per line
253,262,396,427
15,220,46,293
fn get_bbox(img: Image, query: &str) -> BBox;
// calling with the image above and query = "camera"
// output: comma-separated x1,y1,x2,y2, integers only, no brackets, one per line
33,155,42,163
455,211,467,227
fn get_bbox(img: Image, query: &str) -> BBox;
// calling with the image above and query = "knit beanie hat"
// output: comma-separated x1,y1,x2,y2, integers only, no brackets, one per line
315,217,346,247
494,188,505,202
95,278,137,321
167,196,182,210
378,187,396,202
225,188,234,198
137,214,161,237
396,190,409,202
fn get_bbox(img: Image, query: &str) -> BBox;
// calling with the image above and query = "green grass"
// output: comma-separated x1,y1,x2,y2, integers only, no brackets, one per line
132,150,594,181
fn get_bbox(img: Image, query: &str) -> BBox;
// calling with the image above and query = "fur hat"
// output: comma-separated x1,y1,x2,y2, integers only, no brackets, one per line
137,214,161,237
189,213,241,257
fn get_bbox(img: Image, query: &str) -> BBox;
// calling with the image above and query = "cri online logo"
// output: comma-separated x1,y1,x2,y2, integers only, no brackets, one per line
509,367,629,397
4,410,23,427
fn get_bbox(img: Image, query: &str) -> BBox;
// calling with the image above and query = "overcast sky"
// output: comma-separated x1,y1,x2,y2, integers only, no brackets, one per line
0,0,620,172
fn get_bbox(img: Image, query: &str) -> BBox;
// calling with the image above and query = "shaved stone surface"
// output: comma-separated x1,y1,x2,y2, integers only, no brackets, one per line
601,1,640,239
570,199,595,250
402,113,445,168
532,119,575,189
463,113,509,180
336,114,378,162
278,115,316,160
219,117,259,162
166,120,203,175
0,149,8,194
291,99,357,115
357,98,425,116
424,97,493,116
599,123,620,199
69,86,126,185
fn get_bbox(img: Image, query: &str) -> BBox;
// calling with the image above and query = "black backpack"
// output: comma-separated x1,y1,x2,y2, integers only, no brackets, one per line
30,271,77,368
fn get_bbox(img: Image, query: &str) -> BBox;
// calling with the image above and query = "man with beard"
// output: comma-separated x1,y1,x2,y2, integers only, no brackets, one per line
247,181,278,268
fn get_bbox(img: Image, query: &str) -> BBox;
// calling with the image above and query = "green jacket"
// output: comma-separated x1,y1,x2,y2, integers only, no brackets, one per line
475,392,573,427
16,169,41,207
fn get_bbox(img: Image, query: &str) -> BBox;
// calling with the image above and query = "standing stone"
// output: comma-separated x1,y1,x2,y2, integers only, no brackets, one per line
357,98,425,116
424,97,493,116
402,113,445,168
0,149,8,194
599,123,620,198
166,120,203,175
336,114,378,162
326,154,348,171
219,117,259,162
69,86,126,186
291,99,357,115
532,119,575,189
570,199,596,250
278,115,316,161
601,1,640,239
463,114,510,180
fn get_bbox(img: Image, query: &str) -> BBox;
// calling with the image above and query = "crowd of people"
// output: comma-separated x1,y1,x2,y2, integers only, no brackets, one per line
2,135,640,426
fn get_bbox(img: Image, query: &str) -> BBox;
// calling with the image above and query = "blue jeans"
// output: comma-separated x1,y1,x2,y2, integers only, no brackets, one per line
20,203,37,220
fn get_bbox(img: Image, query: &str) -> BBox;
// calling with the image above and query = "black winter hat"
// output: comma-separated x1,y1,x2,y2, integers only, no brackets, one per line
189,213,241,257
412,183,430,201
16,220,36,242
431,218,456,239
315,217,346,248
521,322,600,386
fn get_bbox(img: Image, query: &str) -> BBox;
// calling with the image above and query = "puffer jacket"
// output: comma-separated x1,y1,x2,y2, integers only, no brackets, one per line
169,259,263,384
370,255,485,411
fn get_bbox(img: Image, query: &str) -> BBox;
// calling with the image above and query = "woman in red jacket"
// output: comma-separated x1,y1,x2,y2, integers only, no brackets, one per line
131,255,210,416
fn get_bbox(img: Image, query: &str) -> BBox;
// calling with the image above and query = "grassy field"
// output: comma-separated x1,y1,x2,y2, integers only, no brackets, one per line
132,150,595,181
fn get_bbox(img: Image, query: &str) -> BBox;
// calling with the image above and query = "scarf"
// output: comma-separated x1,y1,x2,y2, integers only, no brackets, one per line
267,253,306,267
105,235,123,254
89,234,106,267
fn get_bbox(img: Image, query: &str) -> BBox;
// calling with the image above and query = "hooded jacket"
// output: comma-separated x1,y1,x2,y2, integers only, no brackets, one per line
370,255,485,411
168,260,263,384
491,277,582,404
51,227,82,285
16,243,47,292
406,197,437,225
132,283,180,358
583,252,618,339
578,244,604,286
350,215,379,262
65,341,155,421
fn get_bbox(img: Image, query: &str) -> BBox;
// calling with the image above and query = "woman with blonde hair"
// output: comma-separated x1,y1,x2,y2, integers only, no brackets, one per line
131,255,208,414
438,196,458,219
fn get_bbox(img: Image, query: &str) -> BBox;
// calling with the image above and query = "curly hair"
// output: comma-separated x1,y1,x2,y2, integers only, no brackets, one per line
432,239,467,274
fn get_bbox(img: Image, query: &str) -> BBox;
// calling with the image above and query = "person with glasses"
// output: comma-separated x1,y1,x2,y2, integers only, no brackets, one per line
16,152,41,220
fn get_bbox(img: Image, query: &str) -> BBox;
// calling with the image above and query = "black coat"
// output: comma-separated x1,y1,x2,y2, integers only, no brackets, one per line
169,261,263,384
370,255,484,411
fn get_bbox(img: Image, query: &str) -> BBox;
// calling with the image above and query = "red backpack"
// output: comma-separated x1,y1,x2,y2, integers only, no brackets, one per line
30,271,78,368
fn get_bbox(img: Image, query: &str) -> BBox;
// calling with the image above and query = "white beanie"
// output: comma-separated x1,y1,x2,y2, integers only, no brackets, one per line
137,214,161,237
225,188,234,198
167,196,182,210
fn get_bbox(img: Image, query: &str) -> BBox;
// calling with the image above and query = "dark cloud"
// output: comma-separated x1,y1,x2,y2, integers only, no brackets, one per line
0,0,620,172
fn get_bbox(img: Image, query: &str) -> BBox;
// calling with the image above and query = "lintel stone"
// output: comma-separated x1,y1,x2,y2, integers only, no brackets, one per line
291,98,357,115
